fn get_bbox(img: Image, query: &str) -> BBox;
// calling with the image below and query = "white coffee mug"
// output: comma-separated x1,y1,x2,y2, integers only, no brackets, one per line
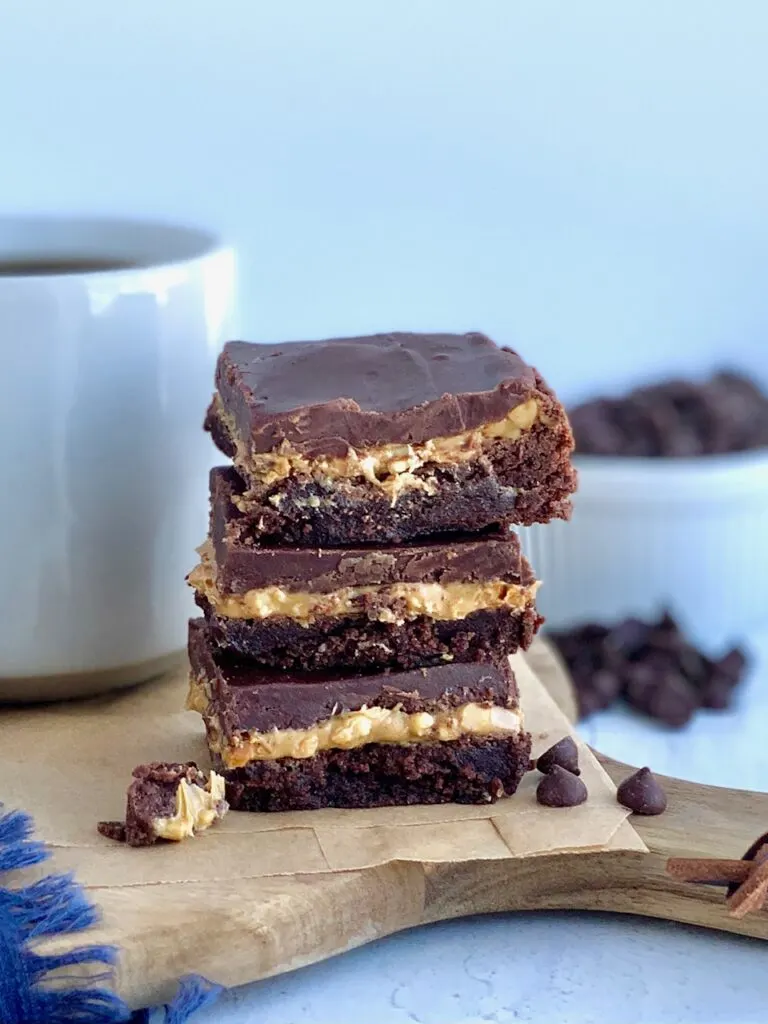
0,216,236,700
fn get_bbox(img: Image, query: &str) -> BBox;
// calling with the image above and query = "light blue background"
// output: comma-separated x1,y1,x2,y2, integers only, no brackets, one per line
2,0,768,401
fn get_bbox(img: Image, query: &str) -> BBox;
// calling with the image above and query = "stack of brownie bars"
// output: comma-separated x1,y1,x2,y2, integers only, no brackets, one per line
186,332,576,811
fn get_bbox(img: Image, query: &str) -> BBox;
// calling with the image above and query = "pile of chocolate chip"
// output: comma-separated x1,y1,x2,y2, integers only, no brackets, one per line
534,735,667,815
569,371,768,457
549,612,748,728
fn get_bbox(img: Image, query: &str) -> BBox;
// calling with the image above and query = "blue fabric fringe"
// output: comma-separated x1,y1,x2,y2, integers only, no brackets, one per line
0,805,223,1024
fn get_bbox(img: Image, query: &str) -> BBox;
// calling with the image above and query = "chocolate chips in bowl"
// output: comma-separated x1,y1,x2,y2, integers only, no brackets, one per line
568,372,768,459
549,612,749,728
518,370,768,659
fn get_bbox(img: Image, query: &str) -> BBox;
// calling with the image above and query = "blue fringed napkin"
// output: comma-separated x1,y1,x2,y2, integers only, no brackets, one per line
0,806,222,1024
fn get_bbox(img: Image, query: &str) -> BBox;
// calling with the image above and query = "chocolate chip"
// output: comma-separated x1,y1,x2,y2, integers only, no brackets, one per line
699,677,737,711
591,669,623,701
576,689,604,718
676,644,708,683
625,670,699,728
617,767,667,815
655,610,679,635
606,617,648,656
550,614,748,728
536,765,588,808
537,736,580,776
712,648,748,684
572,667,622,718
97,820,127,843
577,624,612,645
569,371,768,457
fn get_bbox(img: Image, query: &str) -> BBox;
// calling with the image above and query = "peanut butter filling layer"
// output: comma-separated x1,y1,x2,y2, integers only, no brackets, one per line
190,543,538,625
213,395,539,503
152,771,227,842
188,676,523,768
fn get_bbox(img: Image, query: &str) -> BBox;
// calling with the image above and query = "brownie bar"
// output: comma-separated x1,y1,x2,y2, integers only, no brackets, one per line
190,468,541,669
187,618,525,769
205,333,575,544
216,734,533,811
207,467,534,593
97,762,228,847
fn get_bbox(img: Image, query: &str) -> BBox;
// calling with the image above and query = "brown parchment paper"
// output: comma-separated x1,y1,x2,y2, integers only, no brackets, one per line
0,642,645,1007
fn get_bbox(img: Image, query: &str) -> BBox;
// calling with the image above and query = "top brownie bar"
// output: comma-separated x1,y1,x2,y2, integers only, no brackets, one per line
205,332,576,545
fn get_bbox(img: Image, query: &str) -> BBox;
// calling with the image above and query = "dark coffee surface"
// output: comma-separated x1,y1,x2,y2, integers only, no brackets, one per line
0,257,137,276
214,332,550,454
188,618,516,734
210,467,532,593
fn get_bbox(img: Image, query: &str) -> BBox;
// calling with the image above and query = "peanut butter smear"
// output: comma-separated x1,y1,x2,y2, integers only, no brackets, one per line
152,771,227,842
188,677,523,768
190,543,539,625
213,395,539,503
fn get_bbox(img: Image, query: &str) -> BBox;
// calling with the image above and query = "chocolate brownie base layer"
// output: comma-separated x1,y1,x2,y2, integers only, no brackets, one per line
207,408,575,545
199,598,542,671
215,733,533,811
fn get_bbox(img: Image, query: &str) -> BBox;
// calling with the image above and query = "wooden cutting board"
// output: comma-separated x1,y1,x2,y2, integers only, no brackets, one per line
34,640,768,1010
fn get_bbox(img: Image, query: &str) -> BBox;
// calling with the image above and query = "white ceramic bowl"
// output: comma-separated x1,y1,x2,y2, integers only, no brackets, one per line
519,452,768,652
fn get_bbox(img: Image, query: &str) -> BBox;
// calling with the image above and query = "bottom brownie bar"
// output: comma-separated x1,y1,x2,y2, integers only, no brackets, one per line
215,733,533,812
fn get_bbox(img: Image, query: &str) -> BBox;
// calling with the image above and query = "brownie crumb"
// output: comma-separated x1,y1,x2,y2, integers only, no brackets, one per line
536,736,580,776
536,765,588,808
550,612,748,728
97,821,127,843
98,762,228,848
617,767,667,816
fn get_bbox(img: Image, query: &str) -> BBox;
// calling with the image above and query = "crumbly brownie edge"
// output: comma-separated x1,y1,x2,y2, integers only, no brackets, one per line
121,763,206,847
209,465,534,593
199,601,543,672
215,732,534,811
206,405,575,544
216,463,573,547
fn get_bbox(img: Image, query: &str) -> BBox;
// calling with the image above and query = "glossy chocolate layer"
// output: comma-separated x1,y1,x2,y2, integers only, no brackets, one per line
210,333,549,455
188,618,517,736
209,467,533,594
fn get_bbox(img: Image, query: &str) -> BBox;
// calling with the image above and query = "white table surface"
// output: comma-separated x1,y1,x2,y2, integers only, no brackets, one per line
3,3,768,1019
189,633,768,1024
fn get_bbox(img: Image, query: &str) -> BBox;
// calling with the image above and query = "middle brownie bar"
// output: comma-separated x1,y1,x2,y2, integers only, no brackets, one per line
189,468,543,672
